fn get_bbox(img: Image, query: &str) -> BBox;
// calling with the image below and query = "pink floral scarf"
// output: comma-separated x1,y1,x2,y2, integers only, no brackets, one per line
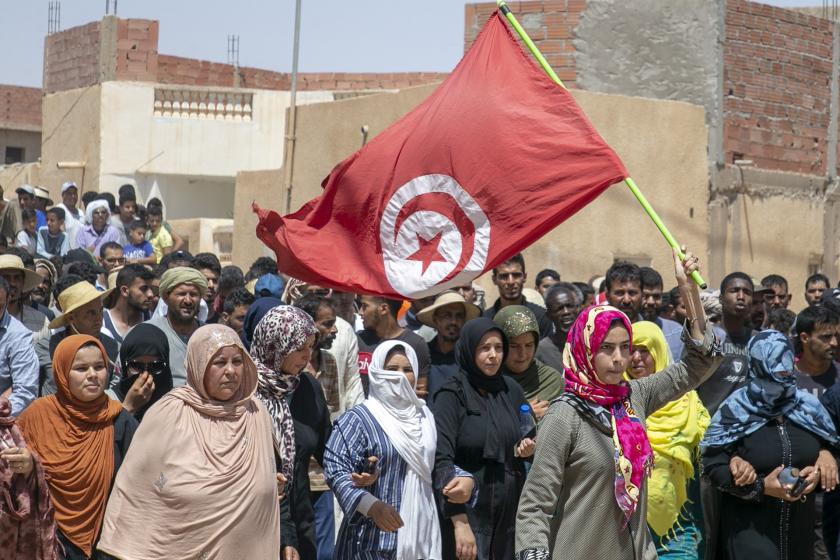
562,305,653,522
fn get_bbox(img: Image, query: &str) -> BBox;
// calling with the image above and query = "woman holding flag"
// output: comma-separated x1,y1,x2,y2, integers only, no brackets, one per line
514,250,721,560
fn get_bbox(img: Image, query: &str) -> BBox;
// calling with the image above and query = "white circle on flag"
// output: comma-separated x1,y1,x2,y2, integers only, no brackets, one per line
380,174,490,298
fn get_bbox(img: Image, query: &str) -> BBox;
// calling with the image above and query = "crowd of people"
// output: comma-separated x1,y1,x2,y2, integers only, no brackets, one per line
1,183,840,560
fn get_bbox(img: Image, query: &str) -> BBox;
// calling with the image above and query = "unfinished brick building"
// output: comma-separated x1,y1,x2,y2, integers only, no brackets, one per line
466,0,840,286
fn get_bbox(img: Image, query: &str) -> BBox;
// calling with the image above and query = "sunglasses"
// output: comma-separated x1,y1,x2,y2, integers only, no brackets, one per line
126,360,168,376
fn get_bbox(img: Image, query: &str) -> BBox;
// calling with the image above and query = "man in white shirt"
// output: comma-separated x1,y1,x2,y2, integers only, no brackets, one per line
55,182,85,250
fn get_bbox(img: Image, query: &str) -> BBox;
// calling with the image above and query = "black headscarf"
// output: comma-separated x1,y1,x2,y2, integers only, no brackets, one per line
456,317,509,393
241,297,284,350
453,317,520,463
117,323,173,421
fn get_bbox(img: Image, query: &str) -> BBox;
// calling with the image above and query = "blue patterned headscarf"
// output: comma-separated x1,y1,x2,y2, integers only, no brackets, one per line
701,330,839,450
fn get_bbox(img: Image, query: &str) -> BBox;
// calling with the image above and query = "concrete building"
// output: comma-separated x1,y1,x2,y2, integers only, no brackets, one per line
0,14,444,256
0,85,41,168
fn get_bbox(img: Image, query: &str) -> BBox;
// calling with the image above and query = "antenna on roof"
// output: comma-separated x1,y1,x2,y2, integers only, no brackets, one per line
47,1,61,35
227,35,240,67
105,0,118,15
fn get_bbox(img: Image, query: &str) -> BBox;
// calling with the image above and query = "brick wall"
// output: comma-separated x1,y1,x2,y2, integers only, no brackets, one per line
114,18,159,82
43,21,102,94
0,85,42,130
157,55,236,88
158,55,447,91
42,17,446,96
465,0,585,88
723,0,834,174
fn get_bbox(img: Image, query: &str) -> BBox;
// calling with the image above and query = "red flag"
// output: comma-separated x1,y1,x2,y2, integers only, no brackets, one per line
255,12,628,299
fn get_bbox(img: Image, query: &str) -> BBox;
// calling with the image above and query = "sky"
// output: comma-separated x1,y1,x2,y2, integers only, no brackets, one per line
0,0,824,88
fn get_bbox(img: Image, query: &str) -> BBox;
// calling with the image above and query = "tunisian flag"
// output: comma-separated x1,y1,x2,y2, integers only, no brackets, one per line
255,12,628,299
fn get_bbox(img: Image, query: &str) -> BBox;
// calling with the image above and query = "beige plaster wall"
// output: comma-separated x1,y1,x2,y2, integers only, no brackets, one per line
40,85,103,200
98,82,303,179
168,218,234,262
0,162,42,196
285,84,442,212
233,168,284,270
722,194,823,311
511,89,709,295
238,84,710,294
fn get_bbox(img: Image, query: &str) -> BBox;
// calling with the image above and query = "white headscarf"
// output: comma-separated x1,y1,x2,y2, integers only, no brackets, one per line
364,340,441,560
84,199,110,226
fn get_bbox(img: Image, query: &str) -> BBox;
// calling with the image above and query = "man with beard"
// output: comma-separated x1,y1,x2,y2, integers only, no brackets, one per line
403,294,437,342
30,258,56,320
193,252,221,323
792,306,838,560
606,262,683,359
145,267,207,387
417,290,481,401
749,277,773,330
806,273,831,308
103,264,156,344
0,252,49,342
536,283,582,373
761,273,792,311
482,253,553,338
295,293,342,416
38,275,119,396
283,280,364,420
795,305,840,398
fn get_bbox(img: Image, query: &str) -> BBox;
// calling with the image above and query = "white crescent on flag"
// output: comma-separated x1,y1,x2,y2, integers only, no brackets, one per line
379,174,491,298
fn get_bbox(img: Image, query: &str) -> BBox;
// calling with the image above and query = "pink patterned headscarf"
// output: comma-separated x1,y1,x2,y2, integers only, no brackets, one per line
562,305,653,522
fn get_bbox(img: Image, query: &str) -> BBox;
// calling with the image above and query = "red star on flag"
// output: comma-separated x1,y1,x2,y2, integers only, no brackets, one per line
406,231,447,275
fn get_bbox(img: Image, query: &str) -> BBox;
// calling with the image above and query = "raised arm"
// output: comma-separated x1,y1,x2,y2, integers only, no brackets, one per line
635,249,722,414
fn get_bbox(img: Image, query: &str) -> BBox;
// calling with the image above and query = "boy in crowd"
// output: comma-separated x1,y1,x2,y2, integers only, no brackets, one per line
219,287,255,336
15,208,37,255
146,206,173,264
123,220,156,266
36,207,69,259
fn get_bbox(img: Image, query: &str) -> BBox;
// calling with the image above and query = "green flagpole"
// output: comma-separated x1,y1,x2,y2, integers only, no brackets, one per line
496,0,707,289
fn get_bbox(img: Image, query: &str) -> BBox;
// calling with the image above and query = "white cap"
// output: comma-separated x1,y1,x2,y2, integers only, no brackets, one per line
15,184,35,197
61,181,78,194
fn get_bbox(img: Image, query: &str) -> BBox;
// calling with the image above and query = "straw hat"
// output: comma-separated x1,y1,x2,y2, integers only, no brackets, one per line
0,255,43,293
49,281,114,329
416,290,482,327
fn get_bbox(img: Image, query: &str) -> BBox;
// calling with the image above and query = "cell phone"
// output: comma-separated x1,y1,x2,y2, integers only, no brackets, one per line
354,455,377,475
778,466,808,498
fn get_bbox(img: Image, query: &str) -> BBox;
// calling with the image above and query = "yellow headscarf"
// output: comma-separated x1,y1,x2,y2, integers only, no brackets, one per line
627,321,710,537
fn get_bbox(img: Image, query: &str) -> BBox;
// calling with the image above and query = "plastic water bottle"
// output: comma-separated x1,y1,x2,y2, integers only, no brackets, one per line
519,404,535,438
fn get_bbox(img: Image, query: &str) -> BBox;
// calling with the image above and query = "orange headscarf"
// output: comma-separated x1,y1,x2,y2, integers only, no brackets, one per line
18,335,123,557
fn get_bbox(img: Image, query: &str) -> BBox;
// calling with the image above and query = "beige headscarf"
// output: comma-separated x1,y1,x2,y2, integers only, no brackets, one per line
97,325,280,560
